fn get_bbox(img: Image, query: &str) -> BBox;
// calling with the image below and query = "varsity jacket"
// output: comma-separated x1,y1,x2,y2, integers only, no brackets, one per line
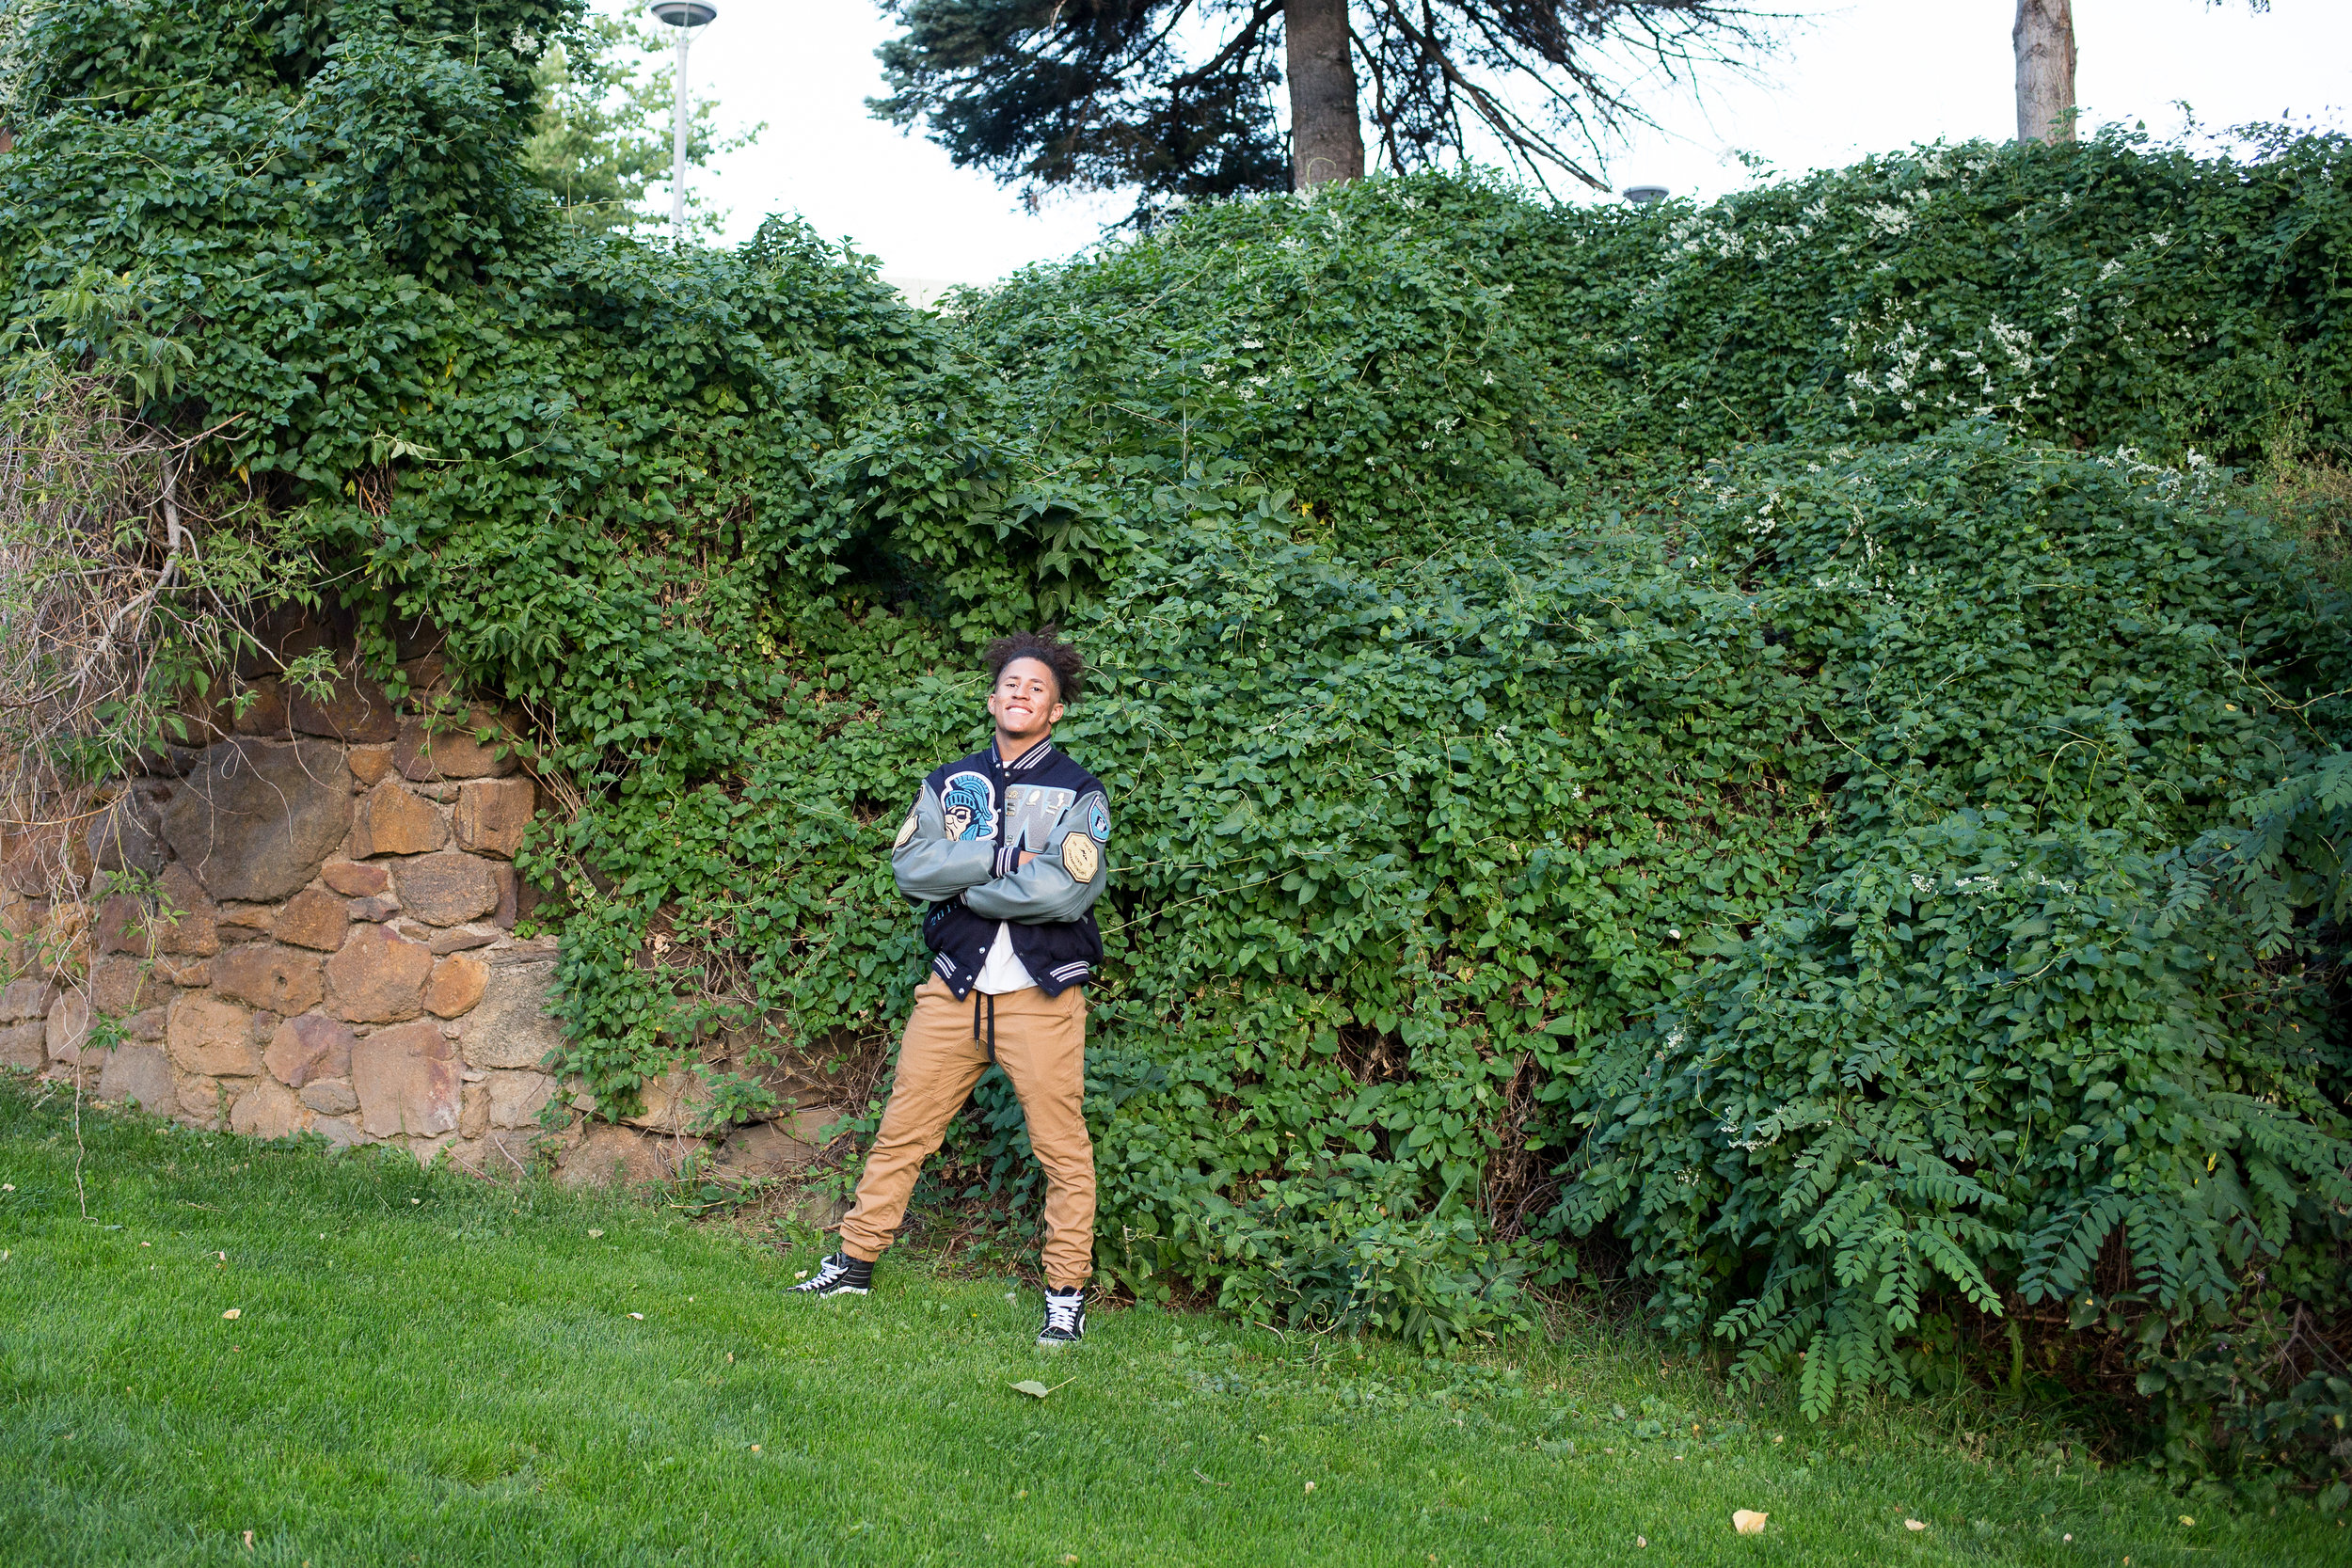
891,738,1110,999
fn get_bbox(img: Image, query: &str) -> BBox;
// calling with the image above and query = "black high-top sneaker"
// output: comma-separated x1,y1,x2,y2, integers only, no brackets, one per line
1037,1286,1085,1346
790,1253,872,1297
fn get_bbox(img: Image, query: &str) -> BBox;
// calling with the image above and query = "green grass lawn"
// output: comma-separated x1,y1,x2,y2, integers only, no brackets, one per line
2,1080,2344,1567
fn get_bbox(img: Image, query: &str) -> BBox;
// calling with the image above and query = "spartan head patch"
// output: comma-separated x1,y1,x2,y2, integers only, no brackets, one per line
940,771,996,841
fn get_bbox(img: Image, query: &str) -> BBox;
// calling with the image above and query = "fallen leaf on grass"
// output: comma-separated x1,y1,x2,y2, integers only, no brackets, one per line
221,1308,241,1320
588,1229,604,1239
1733,1511,1769,1535
1904,1519,1927,1531
2179,1516,2195,1528
1636,1536,1648,1548
1304,1481,1316,1493
628,1312,644,1320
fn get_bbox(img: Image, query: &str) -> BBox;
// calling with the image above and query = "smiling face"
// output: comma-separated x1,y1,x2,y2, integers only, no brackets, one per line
987,656,1065,752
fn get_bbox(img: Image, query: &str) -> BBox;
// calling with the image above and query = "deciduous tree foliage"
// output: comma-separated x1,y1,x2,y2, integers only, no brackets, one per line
2,0,2346,1482
521,7,755,236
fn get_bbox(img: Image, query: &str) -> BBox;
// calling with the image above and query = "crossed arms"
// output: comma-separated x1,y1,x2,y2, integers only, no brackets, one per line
890,783,1109,923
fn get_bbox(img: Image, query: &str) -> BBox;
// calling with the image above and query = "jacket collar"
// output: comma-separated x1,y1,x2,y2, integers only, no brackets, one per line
993,738,1057,774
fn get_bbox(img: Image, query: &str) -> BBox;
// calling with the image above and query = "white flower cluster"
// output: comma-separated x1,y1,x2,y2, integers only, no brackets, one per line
1842,309,2052,420
1863,202,1915,238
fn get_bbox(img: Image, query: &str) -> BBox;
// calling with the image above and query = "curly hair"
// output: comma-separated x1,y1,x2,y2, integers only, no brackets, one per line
984,628,1085,704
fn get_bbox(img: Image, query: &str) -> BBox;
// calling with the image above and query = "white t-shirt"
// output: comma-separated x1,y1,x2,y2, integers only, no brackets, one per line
973,921,1036,994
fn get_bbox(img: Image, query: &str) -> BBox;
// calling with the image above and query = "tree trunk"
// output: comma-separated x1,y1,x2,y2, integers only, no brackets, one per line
2013,0,2077,145
1285,0,1362,189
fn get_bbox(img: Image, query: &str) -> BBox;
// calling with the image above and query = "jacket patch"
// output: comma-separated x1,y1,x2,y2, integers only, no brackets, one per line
1061,832,1101,883
894,811,919,848
1085,794,1110,841
941,771,996,841
1006,784,1075,851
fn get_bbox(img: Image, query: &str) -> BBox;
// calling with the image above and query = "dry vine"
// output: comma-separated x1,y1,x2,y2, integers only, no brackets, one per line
0,363,318,1213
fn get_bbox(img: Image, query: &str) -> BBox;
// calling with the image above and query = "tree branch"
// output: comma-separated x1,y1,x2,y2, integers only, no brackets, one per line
1168,0,1286,92
1370,0,1609,190
65,449,189,705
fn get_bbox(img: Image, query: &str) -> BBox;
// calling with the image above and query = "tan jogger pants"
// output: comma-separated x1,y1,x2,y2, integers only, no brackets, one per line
836,976,1095,1289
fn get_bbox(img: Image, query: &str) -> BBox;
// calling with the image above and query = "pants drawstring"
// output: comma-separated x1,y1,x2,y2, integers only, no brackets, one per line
972,989,995,1063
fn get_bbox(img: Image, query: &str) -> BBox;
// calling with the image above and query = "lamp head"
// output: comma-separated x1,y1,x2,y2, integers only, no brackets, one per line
651,2,717,25
1621,185,1669,206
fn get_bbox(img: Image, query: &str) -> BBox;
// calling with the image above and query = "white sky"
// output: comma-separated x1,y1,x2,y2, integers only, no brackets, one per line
667,0,2349,285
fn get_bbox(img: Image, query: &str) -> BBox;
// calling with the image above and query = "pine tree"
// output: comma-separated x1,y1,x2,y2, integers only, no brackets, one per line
868,0,1771,218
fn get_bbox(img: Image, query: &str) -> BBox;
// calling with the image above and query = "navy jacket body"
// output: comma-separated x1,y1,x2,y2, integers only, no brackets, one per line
890,739,1109,998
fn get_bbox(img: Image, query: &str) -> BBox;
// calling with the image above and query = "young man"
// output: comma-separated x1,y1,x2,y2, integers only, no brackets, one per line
792,631,1110,1346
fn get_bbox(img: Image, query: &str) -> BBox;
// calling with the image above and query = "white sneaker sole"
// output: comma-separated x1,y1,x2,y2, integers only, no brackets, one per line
794,1284,868,1297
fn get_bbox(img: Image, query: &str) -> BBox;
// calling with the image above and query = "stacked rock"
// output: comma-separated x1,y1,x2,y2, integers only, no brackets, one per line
6,657,562,1174
2,641,847,1187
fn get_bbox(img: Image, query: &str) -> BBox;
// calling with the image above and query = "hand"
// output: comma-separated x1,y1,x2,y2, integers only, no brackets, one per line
1016,849,1037,869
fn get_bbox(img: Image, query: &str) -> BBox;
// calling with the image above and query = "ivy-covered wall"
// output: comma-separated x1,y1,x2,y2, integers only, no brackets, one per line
2,0,2346,1482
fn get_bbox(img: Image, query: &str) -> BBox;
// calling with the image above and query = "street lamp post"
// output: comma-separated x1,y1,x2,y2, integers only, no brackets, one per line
649,2,717,246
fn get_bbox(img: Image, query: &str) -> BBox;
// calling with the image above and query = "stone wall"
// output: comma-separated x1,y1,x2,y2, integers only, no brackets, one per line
0,655,842,1190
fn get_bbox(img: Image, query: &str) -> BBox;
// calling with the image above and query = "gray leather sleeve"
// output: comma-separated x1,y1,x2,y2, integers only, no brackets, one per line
890,784,996,901
962,790,1109,925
